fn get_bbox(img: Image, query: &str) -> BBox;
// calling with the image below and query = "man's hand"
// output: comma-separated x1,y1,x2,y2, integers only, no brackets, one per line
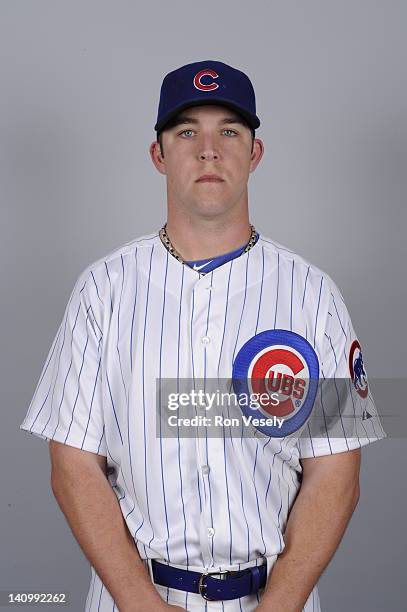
256,448,361,612
49,441,172,612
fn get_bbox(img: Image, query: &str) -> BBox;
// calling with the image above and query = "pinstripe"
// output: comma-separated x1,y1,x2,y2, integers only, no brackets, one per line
124,249,142,530
236,256,250,448
216,261,233,379
232,251,250,362
222,432,233,564
203,271,215,560
276,470,284,532
27,327,62,432
318,370,333,453
302,265,310,308
190,287,196,382
305,422,316,457
197,469,202,512
313,277,323,348
176,264,190,566
232,251,250,363
38,290,81,436
252,443,267,555
88,303,103,340
331,292,347,338
129,249,138,372
64,310,92,443
105,370,123,444
97,581,103,611
254,245,265,335
265,465,272,506
90,270,102,304
325,332,351,449
290,260,295,331
141,245,155,545
259,236,295,254
104,261,113,315
80,357,102,449
96,424,105,454
87,568,97,611
50,299,82,438
105,425,122,469
29,324,62,418
116,255,128,401
274,252,280,328
158,249,171,559
239,476,250,561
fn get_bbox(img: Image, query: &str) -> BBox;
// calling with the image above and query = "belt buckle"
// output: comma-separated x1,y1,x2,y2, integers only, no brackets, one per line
198,569,233,601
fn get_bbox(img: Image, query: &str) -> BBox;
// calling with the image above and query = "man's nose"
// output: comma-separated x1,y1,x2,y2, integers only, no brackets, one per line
199,149,219,161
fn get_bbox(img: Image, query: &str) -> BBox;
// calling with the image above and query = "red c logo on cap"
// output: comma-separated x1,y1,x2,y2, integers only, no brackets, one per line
193,69,219,91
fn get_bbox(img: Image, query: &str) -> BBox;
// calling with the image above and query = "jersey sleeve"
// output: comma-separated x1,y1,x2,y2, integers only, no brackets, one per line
297,279,386,458
20,267,107,456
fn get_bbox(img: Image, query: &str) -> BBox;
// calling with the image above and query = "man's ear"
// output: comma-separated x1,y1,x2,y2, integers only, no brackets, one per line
149,141,166,176
249,138,264,173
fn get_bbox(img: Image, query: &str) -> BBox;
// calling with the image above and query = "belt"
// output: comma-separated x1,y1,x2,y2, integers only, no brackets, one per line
151,559,267,601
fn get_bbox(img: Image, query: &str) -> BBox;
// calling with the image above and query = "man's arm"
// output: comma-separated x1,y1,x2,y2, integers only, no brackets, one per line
49,441,184,612
256,448,361,612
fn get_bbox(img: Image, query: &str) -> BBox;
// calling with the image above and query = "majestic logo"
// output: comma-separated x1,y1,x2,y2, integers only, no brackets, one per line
349,339,369,398
193,68,219,91
232,330,319,437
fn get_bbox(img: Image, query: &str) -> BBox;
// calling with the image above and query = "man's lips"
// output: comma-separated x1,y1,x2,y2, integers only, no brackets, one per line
196,174,224,182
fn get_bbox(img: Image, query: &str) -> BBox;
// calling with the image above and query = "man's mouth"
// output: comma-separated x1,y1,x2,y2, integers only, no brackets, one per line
196,174,224,183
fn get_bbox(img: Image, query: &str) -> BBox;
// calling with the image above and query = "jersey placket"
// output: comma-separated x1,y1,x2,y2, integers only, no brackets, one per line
189,271,219,568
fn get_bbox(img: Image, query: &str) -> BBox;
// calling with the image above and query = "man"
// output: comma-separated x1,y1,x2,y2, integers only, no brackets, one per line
21,60,386,611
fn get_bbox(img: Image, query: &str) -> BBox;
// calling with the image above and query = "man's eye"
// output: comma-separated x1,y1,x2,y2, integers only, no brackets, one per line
179,128,237,138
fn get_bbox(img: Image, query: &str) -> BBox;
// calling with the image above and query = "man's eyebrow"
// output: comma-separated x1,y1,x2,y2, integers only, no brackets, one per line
169,115,247,128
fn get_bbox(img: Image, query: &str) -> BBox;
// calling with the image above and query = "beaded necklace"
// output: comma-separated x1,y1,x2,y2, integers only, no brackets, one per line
158,223,257,267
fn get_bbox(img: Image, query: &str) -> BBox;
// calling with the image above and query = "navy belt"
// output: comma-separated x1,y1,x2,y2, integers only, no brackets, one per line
151,559,267,601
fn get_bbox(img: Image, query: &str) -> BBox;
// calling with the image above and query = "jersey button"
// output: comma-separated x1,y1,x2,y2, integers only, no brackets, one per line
207,527,215,538
201,465,210,475
201,336,210,345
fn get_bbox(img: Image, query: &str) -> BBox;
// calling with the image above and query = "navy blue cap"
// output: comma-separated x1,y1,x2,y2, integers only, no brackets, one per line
154,60,261,133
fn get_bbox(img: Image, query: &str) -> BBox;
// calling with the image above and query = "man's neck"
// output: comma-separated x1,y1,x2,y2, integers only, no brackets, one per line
164,216,253,261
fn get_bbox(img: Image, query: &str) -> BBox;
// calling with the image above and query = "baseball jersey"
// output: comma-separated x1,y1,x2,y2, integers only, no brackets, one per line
20,229,386,612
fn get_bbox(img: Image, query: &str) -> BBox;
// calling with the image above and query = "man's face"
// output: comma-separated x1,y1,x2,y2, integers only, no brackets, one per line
150,105,264,219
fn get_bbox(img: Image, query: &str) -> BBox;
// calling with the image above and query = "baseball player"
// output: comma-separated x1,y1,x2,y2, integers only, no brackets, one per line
21,60,386,612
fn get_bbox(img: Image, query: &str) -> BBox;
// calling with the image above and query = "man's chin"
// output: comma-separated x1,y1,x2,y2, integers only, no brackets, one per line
188,199,233,219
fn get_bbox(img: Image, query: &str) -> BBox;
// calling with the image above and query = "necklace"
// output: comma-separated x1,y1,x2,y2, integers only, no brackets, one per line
159,223,258,267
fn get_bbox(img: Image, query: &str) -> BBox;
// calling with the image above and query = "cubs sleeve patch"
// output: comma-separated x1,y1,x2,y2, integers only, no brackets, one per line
348,339,369,399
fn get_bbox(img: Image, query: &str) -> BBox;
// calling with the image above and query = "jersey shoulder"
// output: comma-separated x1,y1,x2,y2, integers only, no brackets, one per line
70,230,159,296
258,233,345,302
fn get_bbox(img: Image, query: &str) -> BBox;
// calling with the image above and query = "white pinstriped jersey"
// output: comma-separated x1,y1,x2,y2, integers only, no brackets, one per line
20,230,386,611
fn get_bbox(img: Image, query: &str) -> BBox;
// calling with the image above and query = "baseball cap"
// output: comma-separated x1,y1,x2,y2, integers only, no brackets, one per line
154,60,261,134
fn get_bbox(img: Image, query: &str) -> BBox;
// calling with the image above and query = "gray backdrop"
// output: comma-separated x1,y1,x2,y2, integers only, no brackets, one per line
1,1,405,610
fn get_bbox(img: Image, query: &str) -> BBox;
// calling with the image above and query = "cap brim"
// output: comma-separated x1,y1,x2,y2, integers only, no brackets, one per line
155,98,260,133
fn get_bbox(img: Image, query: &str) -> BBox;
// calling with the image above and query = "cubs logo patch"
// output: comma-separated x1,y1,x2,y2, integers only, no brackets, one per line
232,330,319,437
349,339,369,399
193,68,219,91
